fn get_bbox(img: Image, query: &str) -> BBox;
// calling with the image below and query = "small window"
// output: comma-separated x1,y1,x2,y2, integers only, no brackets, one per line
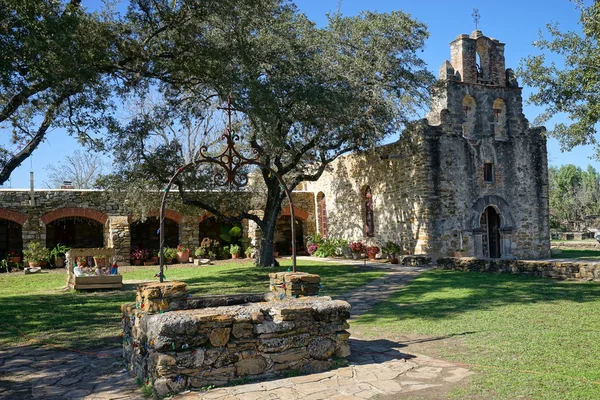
484,163,494,183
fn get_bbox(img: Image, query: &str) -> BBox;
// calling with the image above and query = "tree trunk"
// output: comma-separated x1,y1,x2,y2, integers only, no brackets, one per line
256,180,285,267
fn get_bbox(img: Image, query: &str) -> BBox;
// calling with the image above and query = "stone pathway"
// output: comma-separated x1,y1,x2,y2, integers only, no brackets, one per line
0,260,475,400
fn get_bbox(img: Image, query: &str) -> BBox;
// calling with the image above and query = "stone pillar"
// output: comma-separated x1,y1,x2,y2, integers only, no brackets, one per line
108,216,130,264
179,217,197,255
500,230,513,259
21,214,44,248
269,272,321,297
473,229,483,258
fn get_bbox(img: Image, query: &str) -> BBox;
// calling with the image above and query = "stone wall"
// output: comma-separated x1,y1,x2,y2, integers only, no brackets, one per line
437,257,600,281
305,128,432,255
0,189,315,263
306,30,550,260
122,282,351,397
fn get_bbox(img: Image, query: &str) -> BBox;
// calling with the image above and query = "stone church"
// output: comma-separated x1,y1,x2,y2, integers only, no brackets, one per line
306,30,551,259
0,30,550,262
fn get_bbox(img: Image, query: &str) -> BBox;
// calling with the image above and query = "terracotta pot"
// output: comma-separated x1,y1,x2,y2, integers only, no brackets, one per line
390,257,399,264
232,253,239,259
54,256,65,268
132,259,143,266
143,260,154,266
77,261,87,267
273,251,279,258
352,253,360,260
8,256,21,265
177,250,189,263
165,258,173,264
152,256,159,263
28,261,41,268
94,258,106,267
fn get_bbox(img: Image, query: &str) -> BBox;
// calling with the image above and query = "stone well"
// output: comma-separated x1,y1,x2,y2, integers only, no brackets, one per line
122,280,351,397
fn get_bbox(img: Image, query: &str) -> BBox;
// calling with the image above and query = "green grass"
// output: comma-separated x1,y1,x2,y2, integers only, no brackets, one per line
352,269,600,399
556,249,600,260
0,260,384,351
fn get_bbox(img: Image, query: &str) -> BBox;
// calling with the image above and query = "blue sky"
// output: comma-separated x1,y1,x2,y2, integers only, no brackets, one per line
4,0,596,188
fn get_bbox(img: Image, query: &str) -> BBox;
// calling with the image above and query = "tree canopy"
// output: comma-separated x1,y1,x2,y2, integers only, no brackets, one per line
0,0,125,185
549,164,600,231
520,1,600,157
104,0,434,265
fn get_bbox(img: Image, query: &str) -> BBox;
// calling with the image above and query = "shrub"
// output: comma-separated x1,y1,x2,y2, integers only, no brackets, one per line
313,237,348,258
381,241,402,257
307,243,319,255
163,247,178,260
23,242,50,263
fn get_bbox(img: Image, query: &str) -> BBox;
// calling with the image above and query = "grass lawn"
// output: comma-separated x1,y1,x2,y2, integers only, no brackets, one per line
352,269,600,400
0,260,384,351
556,249,600,260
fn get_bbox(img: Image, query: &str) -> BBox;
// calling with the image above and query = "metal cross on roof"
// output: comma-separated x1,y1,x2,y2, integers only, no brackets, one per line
472,8,480,30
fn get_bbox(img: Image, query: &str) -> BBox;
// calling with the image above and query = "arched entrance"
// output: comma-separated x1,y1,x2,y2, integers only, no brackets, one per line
130,217,178,251
274,216,305,255
481,206,501,258
0,219,22,257
46,217,104,249
198,216,232,243
317,192,328,238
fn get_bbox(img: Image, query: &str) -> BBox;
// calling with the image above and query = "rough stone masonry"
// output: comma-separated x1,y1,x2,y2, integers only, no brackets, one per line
122,281,351,397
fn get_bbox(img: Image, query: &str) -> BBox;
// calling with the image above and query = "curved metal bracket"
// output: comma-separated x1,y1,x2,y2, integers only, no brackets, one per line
157,98,297,282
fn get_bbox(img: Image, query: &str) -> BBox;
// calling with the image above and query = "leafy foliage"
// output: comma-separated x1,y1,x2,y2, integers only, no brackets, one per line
549,164,600,230
0,0,124,184
520,1,600,156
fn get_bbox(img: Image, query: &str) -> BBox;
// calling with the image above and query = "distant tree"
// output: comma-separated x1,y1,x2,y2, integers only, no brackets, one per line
549,164,600,231
0,0,124,185
520,1,600,157
44,150,107,189
106,0,434,266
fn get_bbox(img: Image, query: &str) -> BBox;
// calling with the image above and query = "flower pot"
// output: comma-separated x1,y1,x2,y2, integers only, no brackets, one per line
8,256,21,265
132,259,143,266
390,257,399,264
143,260,154,266
94,258,106,268
165,258,173,264
28,261,41,268
454,251,466,258
177,250,189,263
352,253,360,260
231,253,239,259
54,256,65,268
273,251,279,258
152,256,159,264
77,261,87,268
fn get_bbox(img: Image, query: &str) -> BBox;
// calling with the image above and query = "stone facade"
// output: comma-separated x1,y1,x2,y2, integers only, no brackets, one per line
0,189,315,263
306,30,550,259
122,282,351,397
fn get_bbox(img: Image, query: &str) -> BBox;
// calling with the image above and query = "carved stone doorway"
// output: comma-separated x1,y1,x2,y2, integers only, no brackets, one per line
481,206,501,258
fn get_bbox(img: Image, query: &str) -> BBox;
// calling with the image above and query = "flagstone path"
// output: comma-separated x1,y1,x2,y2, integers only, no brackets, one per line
0,259,474,400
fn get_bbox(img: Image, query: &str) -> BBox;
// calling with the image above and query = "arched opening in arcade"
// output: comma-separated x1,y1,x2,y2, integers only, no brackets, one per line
274,216,305,256
0,219,22,258
130,217,179,252
46,217,105,249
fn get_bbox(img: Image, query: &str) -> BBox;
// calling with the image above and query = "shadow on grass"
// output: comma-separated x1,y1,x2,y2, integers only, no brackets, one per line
355,269,600,326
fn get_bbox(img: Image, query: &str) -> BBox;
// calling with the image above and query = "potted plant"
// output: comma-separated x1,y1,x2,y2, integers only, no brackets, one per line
75,256,87,267
176,244,189,263
244,246,255,259
382,241,402,264
22,242,50,268
151,249,159,264
7,250,21,265
195,246,207,259
93,254,106,268
307,243,319,256
50,243,70,268
130,248,149,265
164,247,177,264
349,242,364,260
366,246,379,261
230,244,240,259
